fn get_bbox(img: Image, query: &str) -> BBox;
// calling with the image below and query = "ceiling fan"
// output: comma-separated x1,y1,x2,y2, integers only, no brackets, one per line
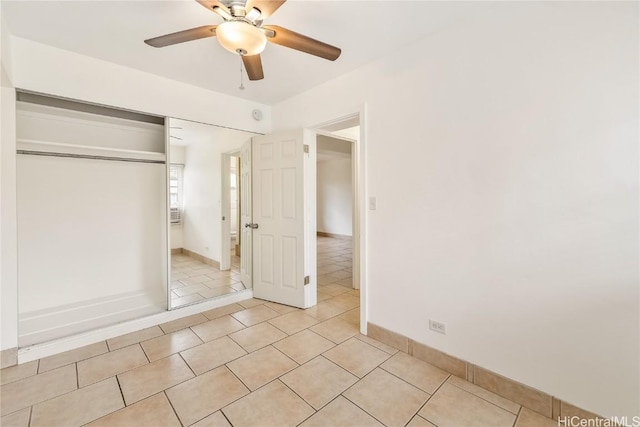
144,0,342,81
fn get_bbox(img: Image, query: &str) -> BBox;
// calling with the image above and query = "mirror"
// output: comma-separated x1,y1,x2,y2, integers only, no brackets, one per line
168,118,256,309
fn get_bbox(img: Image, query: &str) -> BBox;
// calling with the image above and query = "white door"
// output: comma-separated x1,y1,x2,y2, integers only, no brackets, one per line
251,130,316,308
239,139,252,288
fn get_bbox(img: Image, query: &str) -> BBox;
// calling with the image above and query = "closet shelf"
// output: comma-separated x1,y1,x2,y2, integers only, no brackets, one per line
17,139,166,162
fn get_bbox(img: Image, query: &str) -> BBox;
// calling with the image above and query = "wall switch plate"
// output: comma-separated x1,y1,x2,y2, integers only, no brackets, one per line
429,319,447,334
369,197,377,210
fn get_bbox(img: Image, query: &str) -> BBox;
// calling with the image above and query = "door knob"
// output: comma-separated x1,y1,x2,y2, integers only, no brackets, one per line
244,223,259,229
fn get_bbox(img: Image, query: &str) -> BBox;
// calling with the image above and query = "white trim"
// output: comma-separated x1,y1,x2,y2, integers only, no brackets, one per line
165,118,172,311
221,149,242,272
220,152,232,271
304,129,318,308
18,290,254,363
313,129,356,144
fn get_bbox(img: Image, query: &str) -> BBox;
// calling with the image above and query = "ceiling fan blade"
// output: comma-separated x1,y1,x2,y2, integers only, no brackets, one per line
144,25,217,48
242,54,265,81
195,0,228,14
264,25,341,61
246,0,286,19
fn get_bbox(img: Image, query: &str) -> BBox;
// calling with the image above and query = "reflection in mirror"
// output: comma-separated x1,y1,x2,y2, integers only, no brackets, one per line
168,118,256,309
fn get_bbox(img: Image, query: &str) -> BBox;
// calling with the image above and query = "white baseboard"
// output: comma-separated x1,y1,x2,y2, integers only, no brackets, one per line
18,289,253,363
317,231,352,239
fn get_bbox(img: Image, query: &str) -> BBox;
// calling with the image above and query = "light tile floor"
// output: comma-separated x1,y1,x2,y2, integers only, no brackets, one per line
171,252,244,307
0,237,555,426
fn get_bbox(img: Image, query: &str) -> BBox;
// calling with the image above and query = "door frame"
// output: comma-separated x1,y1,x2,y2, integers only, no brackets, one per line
311,108,367,334
314,129,357,287
220,150,240,271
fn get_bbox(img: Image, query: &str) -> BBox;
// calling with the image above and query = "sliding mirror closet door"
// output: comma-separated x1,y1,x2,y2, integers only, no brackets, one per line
168,118,256,309
16,93,168,346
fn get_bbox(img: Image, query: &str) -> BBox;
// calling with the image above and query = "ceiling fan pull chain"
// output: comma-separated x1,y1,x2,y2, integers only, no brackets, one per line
239,56,245,90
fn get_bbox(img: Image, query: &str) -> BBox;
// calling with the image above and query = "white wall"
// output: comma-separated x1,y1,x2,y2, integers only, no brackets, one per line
273,2,639,419
317,156,352,236
10,36,271,134
1,7,12,83
17,156,167,313
169,145,185,164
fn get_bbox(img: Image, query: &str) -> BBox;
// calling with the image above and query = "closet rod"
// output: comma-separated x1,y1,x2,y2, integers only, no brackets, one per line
17,150,166,164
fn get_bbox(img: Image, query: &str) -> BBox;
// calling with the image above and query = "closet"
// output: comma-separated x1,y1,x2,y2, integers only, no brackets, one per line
16,93,168,346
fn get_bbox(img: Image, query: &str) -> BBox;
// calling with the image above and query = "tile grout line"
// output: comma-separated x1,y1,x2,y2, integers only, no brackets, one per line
293,392,348,426
351,334,397,355
445,377,522,416
163,390,184,426
119,353,213,408
325,347,441,423
114,375,127,410
337,365,389,421
413,373,452,425
376,363,439,397
223,359,253,395
81,375,130,424
214,370,299,423
277,374,322,415
219,407,234,426
177,352,197,378
340,390,389,427
513,405,524,427
140,342,152,364
269,344,303,371
75,345,151,389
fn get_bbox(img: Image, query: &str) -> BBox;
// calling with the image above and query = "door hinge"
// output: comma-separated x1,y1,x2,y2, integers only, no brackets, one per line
303,144,309,154
304,275,310,285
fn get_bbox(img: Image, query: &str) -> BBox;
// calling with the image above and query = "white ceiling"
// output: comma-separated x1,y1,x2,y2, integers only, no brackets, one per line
2,0,485,105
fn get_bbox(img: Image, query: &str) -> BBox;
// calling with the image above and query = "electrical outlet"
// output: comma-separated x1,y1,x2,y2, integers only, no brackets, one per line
429,319,447,335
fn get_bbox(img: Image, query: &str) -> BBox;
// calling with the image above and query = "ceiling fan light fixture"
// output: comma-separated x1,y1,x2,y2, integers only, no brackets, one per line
216,21,267,56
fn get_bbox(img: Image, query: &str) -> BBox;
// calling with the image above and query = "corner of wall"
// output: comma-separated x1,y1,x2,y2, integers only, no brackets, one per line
0,6,14,85
0,61,18,352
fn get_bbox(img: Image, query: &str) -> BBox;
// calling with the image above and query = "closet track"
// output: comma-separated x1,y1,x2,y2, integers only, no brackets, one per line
17,150,166,164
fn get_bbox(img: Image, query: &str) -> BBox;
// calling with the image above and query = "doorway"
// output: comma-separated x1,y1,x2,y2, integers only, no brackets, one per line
219,118,365,327
316,133,355,288
221,152,242,273
314,114,362,330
